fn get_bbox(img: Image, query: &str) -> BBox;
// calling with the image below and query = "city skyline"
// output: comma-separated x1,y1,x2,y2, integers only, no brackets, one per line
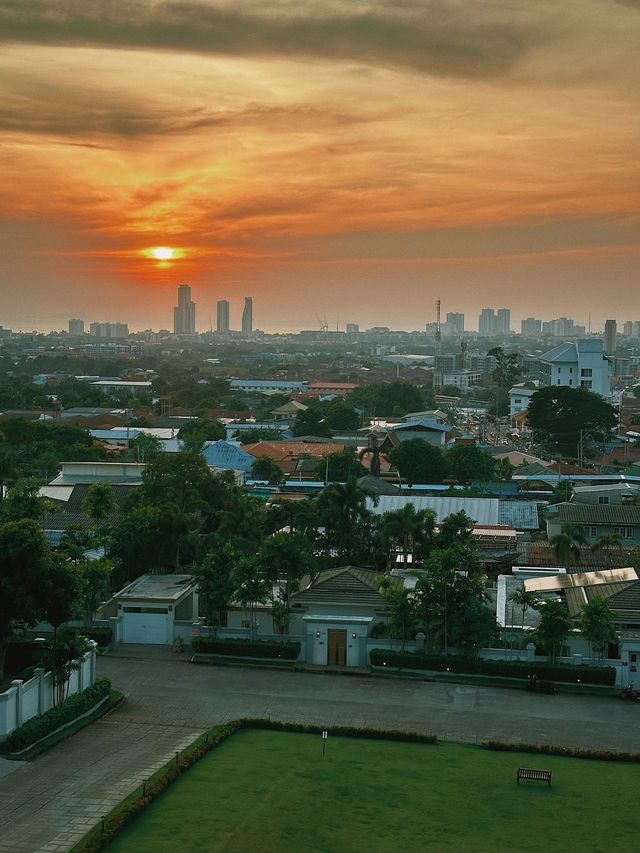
1,1,639,331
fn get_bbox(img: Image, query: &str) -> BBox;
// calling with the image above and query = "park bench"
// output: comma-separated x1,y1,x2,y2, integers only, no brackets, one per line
517,768,552,786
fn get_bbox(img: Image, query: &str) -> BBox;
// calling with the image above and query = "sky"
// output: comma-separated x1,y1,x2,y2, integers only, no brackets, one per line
1,0,639,334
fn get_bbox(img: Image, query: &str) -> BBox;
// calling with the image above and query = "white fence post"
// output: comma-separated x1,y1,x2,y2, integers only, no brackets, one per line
34,668,45,715
12,680,24,729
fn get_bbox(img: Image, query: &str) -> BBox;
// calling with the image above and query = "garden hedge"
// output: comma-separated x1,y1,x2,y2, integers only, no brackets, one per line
482,740,640,763
6,678,112,752
369,649,616,685
192,637,301,660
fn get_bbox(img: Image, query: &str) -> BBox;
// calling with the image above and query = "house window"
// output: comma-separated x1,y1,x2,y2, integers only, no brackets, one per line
241,620,251,629
557,367,561,374
581,368,593,377
598,496,610,505
613,526,634,539
584,525,597,537
569,367,573,373
569,380,573,385
581,380,592,388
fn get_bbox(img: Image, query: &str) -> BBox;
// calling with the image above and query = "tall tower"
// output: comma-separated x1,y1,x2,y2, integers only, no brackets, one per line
216,300,230,333
174,284,196,334
242,296,253,333
604,319,617,354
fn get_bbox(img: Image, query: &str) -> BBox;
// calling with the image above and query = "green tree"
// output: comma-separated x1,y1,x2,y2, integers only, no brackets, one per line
233,556,271,640
580,597,616,663
83,482,116,533
193,541,238,633
314,449,365,483
255,532,315,615
317,477,377,565
388,438,449,484
347,382,424,418
238,428,283,445
129,432,163,463
535,599,572,663
251,455,285,484
381,505,436,569
448,445,496,483
550,522,588,572
380,579,416,650
591,532,623,567
325,399,359,431
75,558,112,627
509,588,539,638
487,347,520,415
495,458,515,481
0,478,52,523
528,386,617,457
41,628,90,706
0,520,56,679
178,418,225,444
358,438,384,478
291,405,332,437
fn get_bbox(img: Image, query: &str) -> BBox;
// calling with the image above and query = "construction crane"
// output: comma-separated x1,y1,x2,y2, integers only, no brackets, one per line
315,313,329,333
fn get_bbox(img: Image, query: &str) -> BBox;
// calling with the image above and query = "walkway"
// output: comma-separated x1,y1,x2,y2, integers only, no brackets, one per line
0,647,638,852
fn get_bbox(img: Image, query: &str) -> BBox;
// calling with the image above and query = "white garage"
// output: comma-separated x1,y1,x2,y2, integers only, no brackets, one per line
114,574,197,646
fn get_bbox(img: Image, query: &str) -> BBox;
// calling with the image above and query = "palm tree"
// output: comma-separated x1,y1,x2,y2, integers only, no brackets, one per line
82,482,116,534
317,477,377,564
550,522,588,572
509,588,539,642
591,532,623,567
580,596,616,664
381,505,435,569
358,435,384,478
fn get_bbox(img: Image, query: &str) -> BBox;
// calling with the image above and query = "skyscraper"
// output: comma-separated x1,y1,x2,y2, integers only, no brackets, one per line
446,312,465,333
496,308,511,334
216,300,230,333
174,284,196,334
604,319,617,354
242,296,253,333
521,318,541,336
68,318,84,335
478,308,496,336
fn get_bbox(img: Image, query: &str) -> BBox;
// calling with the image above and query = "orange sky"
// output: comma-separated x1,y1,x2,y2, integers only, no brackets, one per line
1,1,639,332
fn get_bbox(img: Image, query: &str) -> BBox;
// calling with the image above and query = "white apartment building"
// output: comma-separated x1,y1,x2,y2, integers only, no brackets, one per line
539,339,611,398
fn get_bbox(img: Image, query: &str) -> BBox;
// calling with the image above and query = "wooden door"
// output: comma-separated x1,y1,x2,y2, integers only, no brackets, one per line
327,629,347,666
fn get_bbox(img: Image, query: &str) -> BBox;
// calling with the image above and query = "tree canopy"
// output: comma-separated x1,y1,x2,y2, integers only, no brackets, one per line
527,386,617,457
388,439,449,484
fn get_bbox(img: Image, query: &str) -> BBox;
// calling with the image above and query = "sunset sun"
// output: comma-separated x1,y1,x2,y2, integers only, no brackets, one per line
151,246,175,260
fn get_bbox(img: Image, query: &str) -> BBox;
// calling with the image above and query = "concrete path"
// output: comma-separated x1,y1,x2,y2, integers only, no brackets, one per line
1,646,639,853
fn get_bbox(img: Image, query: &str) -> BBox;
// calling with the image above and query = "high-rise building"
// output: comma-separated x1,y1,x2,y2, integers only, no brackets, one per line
496,308,511,334
216,300,230,333
478,308,496,336
521,318,541,336
68,319,84,335
174,284,196,335
446,312,465,333
241,296,253,333
89,322,129,338
346,323,359,334
623,321,634,337
604,319,617,354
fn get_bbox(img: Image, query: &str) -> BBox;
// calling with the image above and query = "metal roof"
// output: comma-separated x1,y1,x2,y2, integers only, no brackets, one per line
368,495,500,525
114,574,195,602
556,504,640,525
524,567,638,593
540,342,578,363
392,419,452,433
498,501,540,530
291,566,391,609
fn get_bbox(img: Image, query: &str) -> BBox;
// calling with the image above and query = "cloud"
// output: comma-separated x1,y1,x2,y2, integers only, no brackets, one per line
0,0,552,79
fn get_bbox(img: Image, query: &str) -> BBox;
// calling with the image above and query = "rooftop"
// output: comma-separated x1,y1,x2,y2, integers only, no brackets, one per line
114,574,194,602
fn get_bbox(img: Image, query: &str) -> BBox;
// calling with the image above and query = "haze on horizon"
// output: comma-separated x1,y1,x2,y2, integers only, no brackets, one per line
1,0,639,333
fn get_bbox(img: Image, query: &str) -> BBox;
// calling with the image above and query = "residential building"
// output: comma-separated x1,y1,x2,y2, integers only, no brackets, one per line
216,300,230,333
440,369,481,389
346,323,360,334
111,575,198,645
496,308,511,334
623,321,634,337
174,284,196,334
381,419,453,448
604,319,617,354
521,318,541,336
0,326,12,340
68,318,85,335
478,308,496,336
572,483,640,506
89,322,129,338
546,503,640,547
446,312,465,333
241,296,253,333
539,338,611,397
228,379,307,393
90,379,152,396
508,380,543,416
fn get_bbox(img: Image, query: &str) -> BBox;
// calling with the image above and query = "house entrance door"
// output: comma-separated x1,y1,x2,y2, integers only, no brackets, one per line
327,629,347,666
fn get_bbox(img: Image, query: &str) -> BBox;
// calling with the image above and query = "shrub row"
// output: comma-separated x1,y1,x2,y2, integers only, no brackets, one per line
192,637,301,660
78,718,437,852
369,649,616,686
76,628,113,648
239,718,438,744
6,678,112,752
483,741,640,763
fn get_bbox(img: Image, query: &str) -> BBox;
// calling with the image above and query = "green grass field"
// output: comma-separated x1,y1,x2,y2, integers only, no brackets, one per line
109,730,640,852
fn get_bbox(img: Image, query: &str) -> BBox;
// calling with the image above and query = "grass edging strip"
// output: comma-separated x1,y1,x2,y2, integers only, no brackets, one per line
482,740,640,763
72,719,438,852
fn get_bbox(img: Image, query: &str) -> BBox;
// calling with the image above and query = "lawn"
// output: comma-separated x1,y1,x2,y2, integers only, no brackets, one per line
109,730,640,852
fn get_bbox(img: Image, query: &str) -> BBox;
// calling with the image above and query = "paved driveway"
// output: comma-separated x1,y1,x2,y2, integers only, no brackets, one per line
1,647,639,853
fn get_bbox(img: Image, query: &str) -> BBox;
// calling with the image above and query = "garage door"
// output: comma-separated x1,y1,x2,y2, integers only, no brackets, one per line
122,608,169,645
